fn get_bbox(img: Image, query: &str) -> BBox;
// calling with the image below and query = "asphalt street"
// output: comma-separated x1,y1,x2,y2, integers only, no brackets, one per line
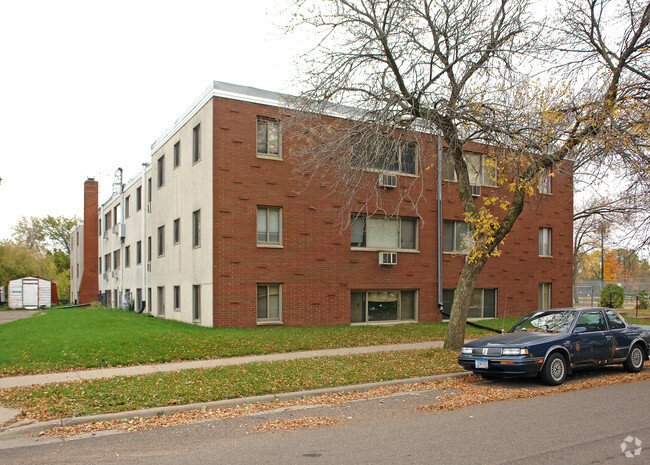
2,376,648,465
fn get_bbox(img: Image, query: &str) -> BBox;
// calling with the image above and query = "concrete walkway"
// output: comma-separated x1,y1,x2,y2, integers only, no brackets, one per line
0,310,41,325
0,341,445,431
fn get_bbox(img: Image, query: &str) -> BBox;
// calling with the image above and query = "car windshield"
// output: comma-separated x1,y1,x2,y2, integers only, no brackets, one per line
509,311,577,333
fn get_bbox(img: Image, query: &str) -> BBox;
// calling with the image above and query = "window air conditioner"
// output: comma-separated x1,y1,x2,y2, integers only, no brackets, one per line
119,224,126,239
379,251,398,265
112,270,119,278
103,272,109,280
146,263,152,272
112,224,119,234
378,173,398,188
471,185,481,197
103,230,109,239
146,202,152,212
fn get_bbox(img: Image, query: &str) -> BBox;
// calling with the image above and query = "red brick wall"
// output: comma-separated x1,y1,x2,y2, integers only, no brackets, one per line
211,97,573,327
79,179,99,304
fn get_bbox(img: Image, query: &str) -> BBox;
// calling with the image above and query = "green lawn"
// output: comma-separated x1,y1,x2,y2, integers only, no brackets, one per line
0,348,461,421
0,306,501,377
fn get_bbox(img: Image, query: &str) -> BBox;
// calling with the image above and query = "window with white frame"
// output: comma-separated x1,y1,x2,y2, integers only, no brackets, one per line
174,141,181,168
257,284,281,322
351,290,417,323
157,225,165,257
539,283,552,310
539,227,552,256
257,206,281,245
442,288,497,319
157,155,165,188
442,152,497,187
157,286,165,316
192,284,201,321
443,220,473,254
173,286,180,311
350,215,417,250
538,166,552,194
256,117,281,158
192,210,201,248
193,124,201,163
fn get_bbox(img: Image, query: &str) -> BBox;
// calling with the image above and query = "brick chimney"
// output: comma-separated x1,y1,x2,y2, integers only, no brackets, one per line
79,178,99,304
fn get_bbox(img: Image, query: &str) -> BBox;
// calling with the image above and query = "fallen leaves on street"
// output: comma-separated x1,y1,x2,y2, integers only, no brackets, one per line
255,417,342,431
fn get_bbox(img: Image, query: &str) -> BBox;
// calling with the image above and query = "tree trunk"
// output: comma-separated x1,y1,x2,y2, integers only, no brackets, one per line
443,257,488,352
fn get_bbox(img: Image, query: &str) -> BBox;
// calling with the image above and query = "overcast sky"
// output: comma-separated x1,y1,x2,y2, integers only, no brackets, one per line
0,0,303,240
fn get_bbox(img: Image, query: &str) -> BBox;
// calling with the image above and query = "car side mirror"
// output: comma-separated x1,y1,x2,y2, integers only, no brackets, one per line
573,326,587,334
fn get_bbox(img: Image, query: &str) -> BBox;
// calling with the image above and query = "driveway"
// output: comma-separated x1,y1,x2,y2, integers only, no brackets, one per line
0,310,41,325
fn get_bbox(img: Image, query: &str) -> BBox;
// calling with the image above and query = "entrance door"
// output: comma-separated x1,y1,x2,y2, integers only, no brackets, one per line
22,279,39,309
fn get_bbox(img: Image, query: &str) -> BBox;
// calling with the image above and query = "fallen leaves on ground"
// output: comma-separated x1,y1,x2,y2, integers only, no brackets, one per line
255,417,341,431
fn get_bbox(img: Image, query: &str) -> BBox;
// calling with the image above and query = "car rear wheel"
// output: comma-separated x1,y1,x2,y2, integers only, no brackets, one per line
623,344,645,373
540,352,567,386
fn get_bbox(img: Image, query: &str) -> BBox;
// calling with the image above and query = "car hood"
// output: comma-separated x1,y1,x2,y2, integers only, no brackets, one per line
465,332,567,347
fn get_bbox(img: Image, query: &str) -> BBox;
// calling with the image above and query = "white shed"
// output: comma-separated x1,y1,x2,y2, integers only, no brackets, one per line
7,276,52,310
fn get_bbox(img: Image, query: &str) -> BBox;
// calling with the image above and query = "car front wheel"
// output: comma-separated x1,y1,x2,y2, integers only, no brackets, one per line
623,344,645,373
540,352,567,386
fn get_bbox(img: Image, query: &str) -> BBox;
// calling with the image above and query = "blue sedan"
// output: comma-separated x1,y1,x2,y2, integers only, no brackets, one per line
457,307,650,385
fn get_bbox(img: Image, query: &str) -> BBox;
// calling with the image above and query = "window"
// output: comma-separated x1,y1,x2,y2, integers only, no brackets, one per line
576,310,607,332
256,117,281,158
136,240,142,265
113,204,120,226
539,167,552,194
157,155,165,188
350,215,417,250
351,290,417,323
193,284,201,321
173,218,180,244
104,212,111,232
157,287,165,316
174,141,181,168
98,219,101,236
125,245,131,268
147,236,152,262
173,286,180,311
442,288,496,319
76,231,79,246
539,228,552,256
125,196,130,218
257,206,281,245
104,253,111,271
193,124,201,163
157,226,165,257
257,284,281,322
147,178,152,203
113,250,120,269
443,220,473,253
192,210,201,248
442,152,497,187
605,309,626,329
98,257,102,273
539,283,552,310
136,186,142,211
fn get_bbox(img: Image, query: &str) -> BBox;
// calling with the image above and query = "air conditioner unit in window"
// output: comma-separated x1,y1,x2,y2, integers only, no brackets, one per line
378,173,398,188
379,251,398,265
112,224,119,234
146,202,152,213
112,270,119,278
103,272,109,280
119,223,126,239
471,185,481,197
103,230,109,239
146,263,152,272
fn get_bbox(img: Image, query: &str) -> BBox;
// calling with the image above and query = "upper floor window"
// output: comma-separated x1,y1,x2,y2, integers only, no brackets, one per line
257,206,282,245
136,186,142,211
125,196,130,218
539,227,552,256
192,210,201,248
173,218,180,244
538,166,552,194
193,124,201,163
352,140,417,175
174,141,181,168
443,220,473,254
256,117,281,158
350,215,417,250
157,225,165,257
442,152,497,187
157,155,165,188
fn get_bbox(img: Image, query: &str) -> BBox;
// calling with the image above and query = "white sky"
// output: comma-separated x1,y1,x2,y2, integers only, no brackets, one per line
0,0,303,240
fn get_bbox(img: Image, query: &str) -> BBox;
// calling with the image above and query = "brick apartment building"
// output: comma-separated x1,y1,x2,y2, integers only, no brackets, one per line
70,81,573,328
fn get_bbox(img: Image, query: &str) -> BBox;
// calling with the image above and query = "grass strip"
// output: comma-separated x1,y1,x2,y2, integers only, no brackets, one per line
0,306,505,377
0,348,460,421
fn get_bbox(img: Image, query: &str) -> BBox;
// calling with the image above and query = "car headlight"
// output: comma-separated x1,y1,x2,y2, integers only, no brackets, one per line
461,347,473,354
502,348,529,356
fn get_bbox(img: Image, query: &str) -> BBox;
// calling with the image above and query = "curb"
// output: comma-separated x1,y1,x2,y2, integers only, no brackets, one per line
0,371,471,439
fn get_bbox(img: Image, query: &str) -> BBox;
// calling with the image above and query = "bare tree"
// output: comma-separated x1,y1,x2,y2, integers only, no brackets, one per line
285,0,650,350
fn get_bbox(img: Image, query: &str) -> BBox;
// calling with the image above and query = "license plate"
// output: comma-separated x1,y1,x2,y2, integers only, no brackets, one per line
475,359,489,369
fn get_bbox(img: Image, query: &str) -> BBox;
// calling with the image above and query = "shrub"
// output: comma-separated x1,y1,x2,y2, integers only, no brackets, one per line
638,290,649,310
599,283,624,309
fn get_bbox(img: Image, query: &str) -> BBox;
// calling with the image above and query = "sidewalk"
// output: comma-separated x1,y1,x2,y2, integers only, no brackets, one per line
0,341,446,432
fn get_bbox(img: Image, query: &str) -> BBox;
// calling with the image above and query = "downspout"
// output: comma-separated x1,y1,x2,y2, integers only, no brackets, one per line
141,163,148,313
437,131,443,312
